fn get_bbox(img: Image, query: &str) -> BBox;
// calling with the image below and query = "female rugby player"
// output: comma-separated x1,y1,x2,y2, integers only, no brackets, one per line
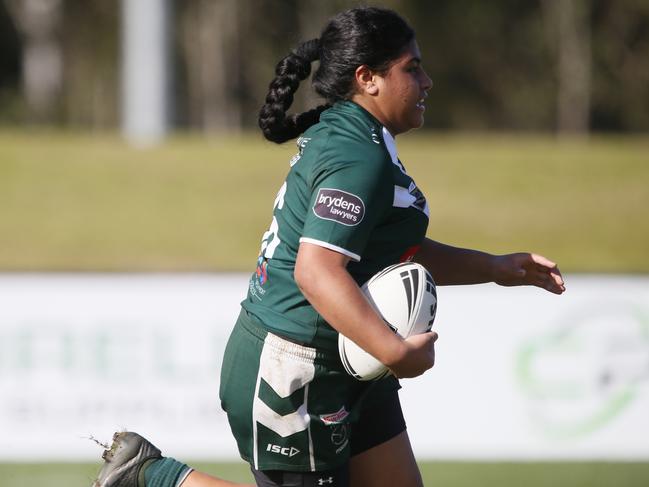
93,7,564,487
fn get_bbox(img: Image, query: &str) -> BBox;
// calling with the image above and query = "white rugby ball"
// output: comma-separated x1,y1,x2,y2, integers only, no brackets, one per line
338,262,437,381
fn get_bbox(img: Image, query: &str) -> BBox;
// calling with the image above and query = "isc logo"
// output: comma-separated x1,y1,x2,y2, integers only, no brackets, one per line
266,444,300,457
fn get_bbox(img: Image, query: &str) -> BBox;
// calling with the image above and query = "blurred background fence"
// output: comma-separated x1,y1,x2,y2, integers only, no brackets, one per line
1,0,648,136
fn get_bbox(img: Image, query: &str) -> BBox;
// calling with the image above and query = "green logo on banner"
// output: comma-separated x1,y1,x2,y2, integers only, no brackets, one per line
516,303,649,439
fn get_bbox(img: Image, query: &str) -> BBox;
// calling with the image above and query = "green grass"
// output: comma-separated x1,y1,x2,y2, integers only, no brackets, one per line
1,461,648,487
0,131,647,272
0,461,254,487
418,461,649,487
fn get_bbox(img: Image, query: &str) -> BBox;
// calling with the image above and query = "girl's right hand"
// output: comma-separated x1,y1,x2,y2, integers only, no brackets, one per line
388,331,438,379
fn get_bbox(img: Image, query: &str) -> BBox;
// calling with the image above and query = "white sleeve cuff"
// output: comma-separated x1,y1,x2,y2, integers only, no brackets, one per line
299,237,361,262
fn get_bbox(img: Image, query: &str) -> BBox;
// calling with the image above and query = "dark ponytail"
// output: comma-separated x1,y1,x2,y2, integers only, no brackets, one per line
259,8,415,144
258,39,330,144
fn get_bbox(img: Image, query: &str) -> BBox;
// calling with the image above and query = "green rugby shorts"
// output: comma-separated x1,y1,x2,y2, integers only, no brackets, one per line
219,309,402,472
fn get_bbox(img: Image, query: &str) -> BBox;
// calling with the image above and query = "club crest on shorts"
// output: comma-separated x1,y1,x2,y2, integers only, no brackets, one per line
330,424,348,449
313,188,365,226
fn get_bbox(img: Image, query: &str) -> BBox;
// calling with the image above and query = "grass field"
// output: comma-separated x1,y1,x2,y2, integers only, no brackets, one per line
0,131,647,272
1,460,649,487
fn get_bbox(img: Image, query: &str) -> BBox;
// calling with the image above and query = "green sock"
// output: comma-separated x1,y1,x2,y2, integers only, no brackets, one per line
140,457,191,487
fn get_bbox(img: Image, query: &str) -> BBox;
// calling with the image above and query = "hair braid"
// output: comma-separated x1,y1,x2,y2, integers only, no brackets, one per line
258,39,329,144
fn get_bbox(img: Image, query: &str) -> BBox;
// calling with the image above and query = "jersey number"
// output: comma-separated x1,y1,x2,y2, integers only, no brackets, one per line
259,182,287,259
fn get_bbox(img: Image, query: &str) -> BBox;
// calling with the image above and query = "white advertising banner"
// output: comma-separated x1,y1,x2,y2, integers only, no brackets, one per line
0,274,647,461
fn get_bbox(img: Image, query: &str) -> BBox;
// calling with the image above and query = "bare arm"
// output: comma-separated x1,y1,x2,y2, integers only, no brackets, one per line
294,242,437,378
414,238,566,294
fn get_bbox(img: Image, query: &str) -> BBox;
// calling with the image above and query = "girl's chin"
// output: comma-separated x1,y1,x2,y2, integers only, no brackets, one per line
391,114,425,135
410,114,425,130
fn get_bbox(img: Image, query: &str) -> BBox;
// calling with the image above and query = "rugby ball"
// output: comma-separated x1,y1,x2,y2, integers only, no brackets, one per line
338,262,437,381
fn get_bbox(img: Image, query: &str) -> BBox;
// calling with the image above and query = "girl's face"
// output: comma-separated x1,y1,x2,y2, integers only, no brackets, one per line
360,40,433,136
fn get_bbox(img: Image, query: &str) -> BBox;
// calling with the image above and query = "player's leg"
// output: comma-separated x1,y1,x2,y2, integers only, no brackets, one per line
92,431,253,487
347,383,422,487
180,470,252,487
349,430,422,487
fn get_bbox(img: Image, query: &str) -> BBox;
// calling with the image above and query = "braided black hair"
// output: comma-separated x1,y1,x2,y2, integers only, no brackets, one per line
258,39,329,144
258,7,415,144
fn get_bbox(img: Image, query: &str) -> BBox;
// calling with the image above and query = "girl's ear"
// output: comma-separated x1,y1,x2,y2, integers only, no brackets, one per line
354,65,379,96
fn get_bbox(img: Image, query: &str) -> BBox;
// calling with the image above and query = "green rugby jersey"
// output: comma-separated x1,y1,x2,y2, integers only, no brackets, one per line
242,101,429,351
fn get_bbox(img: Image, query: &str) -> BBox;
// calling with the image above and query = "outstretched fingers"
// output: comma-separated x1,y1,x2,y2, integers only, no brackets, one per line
529,254,565,294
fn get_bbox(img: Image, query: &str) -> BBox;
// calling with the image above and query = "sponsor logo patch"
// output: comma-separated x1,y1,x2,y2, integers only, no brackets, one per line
313,189,365,226
256,256,268,285
320,406,349,425
266,444,300,457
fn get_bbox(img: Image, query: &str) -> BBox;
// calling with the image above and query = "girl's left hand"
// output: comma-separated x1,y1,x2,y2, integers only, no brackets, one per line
492,253,566,294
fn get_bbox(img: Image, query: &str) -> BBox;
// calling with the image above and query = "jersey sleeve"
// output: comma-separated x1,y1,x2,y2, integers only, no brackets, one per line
300,150,393,262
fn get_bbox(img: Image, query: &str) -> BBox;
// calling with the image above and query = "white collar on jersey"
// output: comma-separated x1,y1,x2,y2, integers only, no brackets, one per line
382,127,407,175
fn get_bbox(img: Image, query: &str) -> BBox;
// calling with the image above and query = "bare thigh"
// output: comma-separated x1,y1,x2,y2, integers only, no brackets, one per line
349,431,422,487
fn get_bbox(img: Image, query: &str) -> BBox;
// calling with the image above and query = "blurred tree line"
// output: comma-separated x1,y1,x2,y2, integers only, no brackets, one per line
0,0,647,134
